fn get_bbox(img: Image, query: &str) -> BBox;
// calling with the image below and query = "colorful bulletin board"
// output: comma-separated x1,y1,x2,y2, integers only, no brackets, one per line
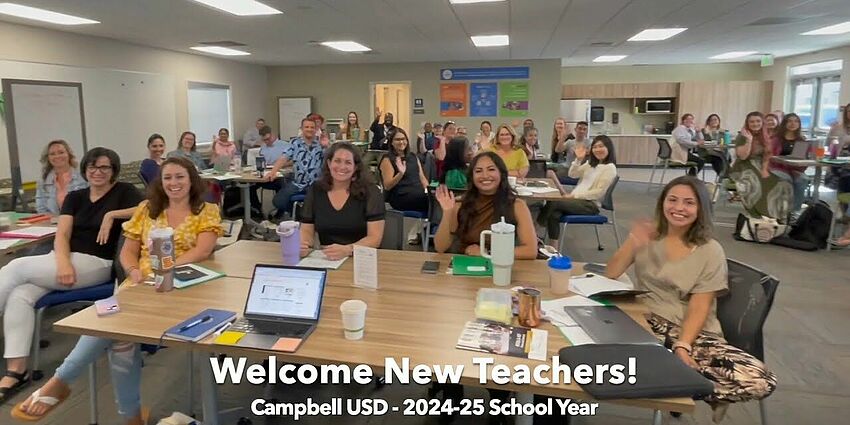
469,82,498,117
498,81,529,117
440,83,468,117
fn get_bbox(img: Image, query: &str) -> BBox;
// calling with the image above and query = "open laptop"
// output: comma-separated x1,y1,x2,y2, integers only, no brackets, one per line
784,140,812,159
230,264,328,342
564,306,660,345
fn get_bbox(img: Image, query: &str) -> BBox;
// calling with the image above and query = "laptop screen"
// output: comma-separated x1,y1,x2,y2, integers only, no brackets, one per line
245,266,327,320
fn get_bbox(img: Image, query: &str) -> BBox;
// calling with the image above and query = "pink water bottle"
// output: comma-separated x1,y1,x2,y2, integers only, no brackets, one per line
277,221,301,265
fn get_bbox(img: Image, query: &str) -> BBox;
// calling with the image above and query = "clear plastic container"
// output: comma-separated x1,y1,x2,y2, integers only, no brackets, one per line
474,288,513,324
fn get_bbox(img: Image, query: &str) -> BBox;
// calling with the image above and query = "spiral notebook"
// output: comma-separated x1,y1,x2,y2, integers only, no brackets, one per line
164,309,237,342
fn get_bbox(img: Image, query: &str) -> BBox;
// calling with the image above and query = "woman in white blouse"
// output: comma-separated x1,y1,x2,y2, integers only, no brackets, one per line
538,135,617,249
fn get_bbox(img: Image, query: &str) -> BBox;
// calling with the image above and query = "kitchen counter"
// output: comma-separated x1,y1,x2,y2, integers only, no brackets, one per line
599,134,672,166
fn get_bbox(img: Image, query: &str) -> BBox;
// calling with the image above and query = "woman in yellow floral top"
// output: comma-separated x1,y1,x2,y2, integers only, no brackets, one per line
15,157,221,425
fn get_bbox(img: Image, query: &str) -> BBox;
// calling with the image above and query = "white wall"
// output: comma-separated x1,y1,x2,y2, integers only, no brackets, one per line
761,46,850,111
0,20,268,179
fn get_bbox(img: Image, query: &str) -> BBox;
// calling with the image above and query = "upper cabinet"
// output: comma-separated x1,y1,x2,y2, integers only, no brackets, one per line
562,82,680,99
677,81,773,124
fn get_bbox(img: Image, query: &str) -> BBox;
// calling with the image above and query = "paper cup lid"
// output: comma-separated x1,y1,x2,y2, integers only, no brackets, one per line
548,256,572,270
340,299,367,312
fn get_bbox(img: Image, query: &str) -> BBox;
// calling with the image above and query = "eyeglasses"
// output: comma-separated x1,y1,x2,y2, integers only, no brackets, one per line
392,137,407,142
86,165,113,174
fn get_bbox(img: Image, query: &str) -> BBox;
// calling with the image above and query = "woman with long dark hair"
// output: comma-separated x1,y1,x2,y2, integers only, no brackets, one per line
139,134,166,184
341,111,363,142
606,176,775,421
299,143,385,260
538,135,618,249
379,128,429,213
14,156,220,424
770,113,810,210
439,136,474,190
729,112,793,220
433,152,537,258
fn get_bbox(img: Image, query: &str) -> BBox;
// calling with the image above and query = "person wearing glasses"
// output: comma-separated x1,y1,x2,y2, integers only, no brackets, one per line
0,147,142,404
380,128,429,244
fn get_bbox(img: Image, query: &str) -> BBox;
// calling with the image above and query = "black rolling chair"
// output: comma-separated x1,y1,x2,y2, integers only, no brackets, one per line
716,259,780,425
647,138,698,191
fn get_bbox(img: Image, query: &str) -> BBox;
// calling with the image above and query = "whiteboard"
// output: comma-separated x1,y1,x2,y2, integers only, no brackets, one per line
2,80,86,187
278,97,312,140
0,60,177,182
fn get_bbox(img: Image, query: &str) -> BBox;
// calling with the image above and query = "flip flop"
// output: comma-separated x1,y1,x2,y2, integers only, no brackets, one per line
11,389,68,422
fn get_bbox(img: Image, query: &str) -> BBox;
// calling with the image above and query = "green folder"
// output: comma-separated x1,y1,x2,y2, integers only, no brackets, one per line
451,255,493,276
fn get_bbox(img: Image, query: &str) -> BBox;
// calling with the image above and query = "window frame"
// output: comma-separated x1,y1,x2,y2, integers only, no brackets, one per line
788,60,842,137
187,81,233,147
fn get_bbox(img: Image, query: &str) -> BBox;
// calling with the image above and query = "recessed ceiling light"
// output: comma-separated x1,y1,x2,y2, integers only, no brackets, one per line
188,0,282,16
627,28,687,41
450,0,506,4
191,46,251,56
320,41,372,52
593,55,627,63
802,21,850,35
471,35,509,47
0,3,98,25
710,51,758,59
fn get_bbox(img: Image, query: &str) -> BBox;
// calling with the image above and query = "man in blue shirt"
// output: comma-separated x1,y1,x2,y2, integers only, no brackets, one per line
264,118,327,218
250,126,291,210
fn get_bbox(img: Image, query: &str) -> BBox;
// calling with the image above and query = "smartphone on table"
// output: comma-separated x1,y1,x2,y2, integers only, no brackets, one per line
421,261,440,274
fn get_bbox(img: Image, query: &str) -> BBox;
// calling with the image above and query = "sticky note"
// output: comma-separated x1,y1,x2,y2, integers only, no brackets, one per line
214,331,246,345
271,338,302,352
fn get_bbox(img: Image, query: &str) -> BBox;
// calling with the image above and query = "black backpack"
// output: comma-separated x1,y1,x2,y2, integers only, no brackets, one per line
773,200,832,250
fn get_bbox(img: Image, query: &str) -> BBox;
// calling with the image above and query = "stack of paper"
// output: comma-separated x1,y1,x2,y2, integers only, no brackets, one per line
297,250,348,269
569,273,644,298
0,226,56,239
542,295,602,346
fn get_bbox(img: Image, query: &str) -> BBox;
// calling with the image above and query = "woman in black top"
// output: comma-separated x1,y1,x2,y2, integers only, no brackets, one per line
300,143,385,260
379,128,429,213
0,147,142,402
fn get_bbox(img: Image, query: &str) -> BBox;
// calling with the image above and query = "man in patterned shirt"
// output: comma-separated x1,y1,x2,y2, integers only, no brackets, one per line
265,118,328,218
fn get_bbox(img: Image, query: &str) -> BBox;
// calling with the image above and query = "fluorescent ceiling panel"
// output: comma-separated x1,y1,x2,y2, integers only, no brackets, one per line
320,41,372,52
593,55,627,63
710,51,758,59
628,28,687,41
191,46,251,56
450,0,506,4
802,21,850,35
188,0,282,16
0,2,98,25
471,35,509,47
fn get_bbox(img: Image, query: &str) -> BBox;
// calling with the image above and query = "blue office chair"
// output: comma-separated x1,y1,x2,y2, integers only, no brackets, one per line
557,176,621,254
290,193,306,219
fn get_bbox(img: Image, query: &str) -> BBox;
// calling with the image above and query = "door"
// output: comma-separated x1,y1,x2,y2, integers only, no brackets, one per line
371,82,411,133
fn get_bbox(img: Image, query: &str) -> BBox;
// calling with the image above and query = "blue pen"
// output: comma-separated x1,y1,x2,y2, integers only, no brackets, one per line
179,315,212,332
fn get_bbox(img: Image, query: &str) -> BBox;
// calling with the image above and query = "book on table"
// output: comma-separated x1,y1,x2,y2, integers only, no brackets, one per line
164,309,237,342
450,255,493,276
173,264,226,289
456,320,548,361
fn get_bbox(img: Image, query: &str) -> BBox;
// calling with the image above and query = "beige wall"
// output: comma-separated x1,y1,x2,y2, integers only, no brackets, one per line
561,63,763,84
0,20,269,152
267,59,562,148
761,46,850,111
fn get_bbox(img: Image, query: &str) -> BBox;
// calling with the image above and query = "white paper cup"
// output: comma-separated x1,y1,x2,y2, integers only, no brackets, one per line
340,299,367,340
508,176,517,188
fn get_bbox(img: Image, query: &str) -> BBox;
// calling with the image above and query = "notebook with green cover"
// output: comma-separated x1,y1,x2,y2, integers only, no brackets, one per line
174,264,226,289
451,255,493,276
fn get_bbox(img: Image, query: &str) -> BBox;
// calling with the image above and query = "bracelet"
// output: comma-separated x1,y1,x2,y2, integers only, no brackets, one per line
672,341,692,354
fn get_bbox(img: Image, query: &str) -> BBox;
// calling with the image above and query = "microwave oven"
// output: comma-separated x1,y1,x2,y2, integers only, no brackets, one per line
645,99,673,113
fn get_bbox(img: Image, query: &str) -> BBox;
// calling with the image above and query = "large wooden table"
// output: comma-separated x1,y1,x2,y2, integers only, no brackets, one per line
54,241,693,424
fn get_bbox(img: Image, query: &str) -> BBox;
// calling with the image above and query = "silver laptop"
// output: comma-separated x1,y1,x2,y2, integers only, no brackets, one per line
564,306,660,345
786,140,812,159
230,264,327,339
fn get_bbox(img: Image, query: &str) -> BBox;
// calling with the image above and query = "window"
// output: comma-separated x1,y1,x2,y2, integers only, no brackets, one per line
789,60,842,136
187,82,232,145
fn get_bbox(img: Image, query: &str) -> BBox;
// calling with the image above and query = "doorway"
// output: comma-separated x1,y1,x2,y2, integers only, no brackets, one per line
371,82,412,133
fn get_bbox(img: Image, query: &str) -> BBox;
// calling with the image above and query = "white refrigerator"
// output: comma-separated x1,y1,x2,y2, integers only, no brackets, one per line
560,99,591,124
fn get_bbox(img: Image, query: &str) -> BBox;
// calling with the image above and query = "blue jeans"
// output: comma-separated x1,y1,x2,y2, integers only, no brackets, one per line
272,181,306,217
55,336,142,419
772,170,809,211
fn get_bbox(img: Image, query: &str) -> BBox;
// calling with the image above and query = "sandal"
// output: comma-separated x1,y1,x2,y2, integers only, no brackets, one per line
0,370,30,403
11,389,68,421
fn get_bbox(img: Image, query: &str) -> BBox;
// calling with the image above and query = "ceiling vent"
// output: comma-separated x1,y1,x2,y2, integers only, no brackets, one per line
748,17,807,26
589,42,615,47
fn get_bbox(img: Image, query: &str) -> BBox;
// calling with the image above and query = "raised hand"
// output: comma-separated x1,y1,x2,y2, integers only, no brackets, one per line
574,142,588,161
395,157,407,175
628,219,656,250
435,185,457,212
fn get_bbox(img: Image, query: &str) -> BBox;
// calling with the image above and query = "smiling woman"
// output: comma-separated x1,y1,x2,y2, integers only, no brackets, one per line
299,142,386,260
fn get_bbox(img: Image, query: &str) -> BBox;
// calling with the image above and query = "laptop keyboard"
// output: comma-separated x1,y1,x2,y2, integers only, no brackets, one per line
231,318,311,338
